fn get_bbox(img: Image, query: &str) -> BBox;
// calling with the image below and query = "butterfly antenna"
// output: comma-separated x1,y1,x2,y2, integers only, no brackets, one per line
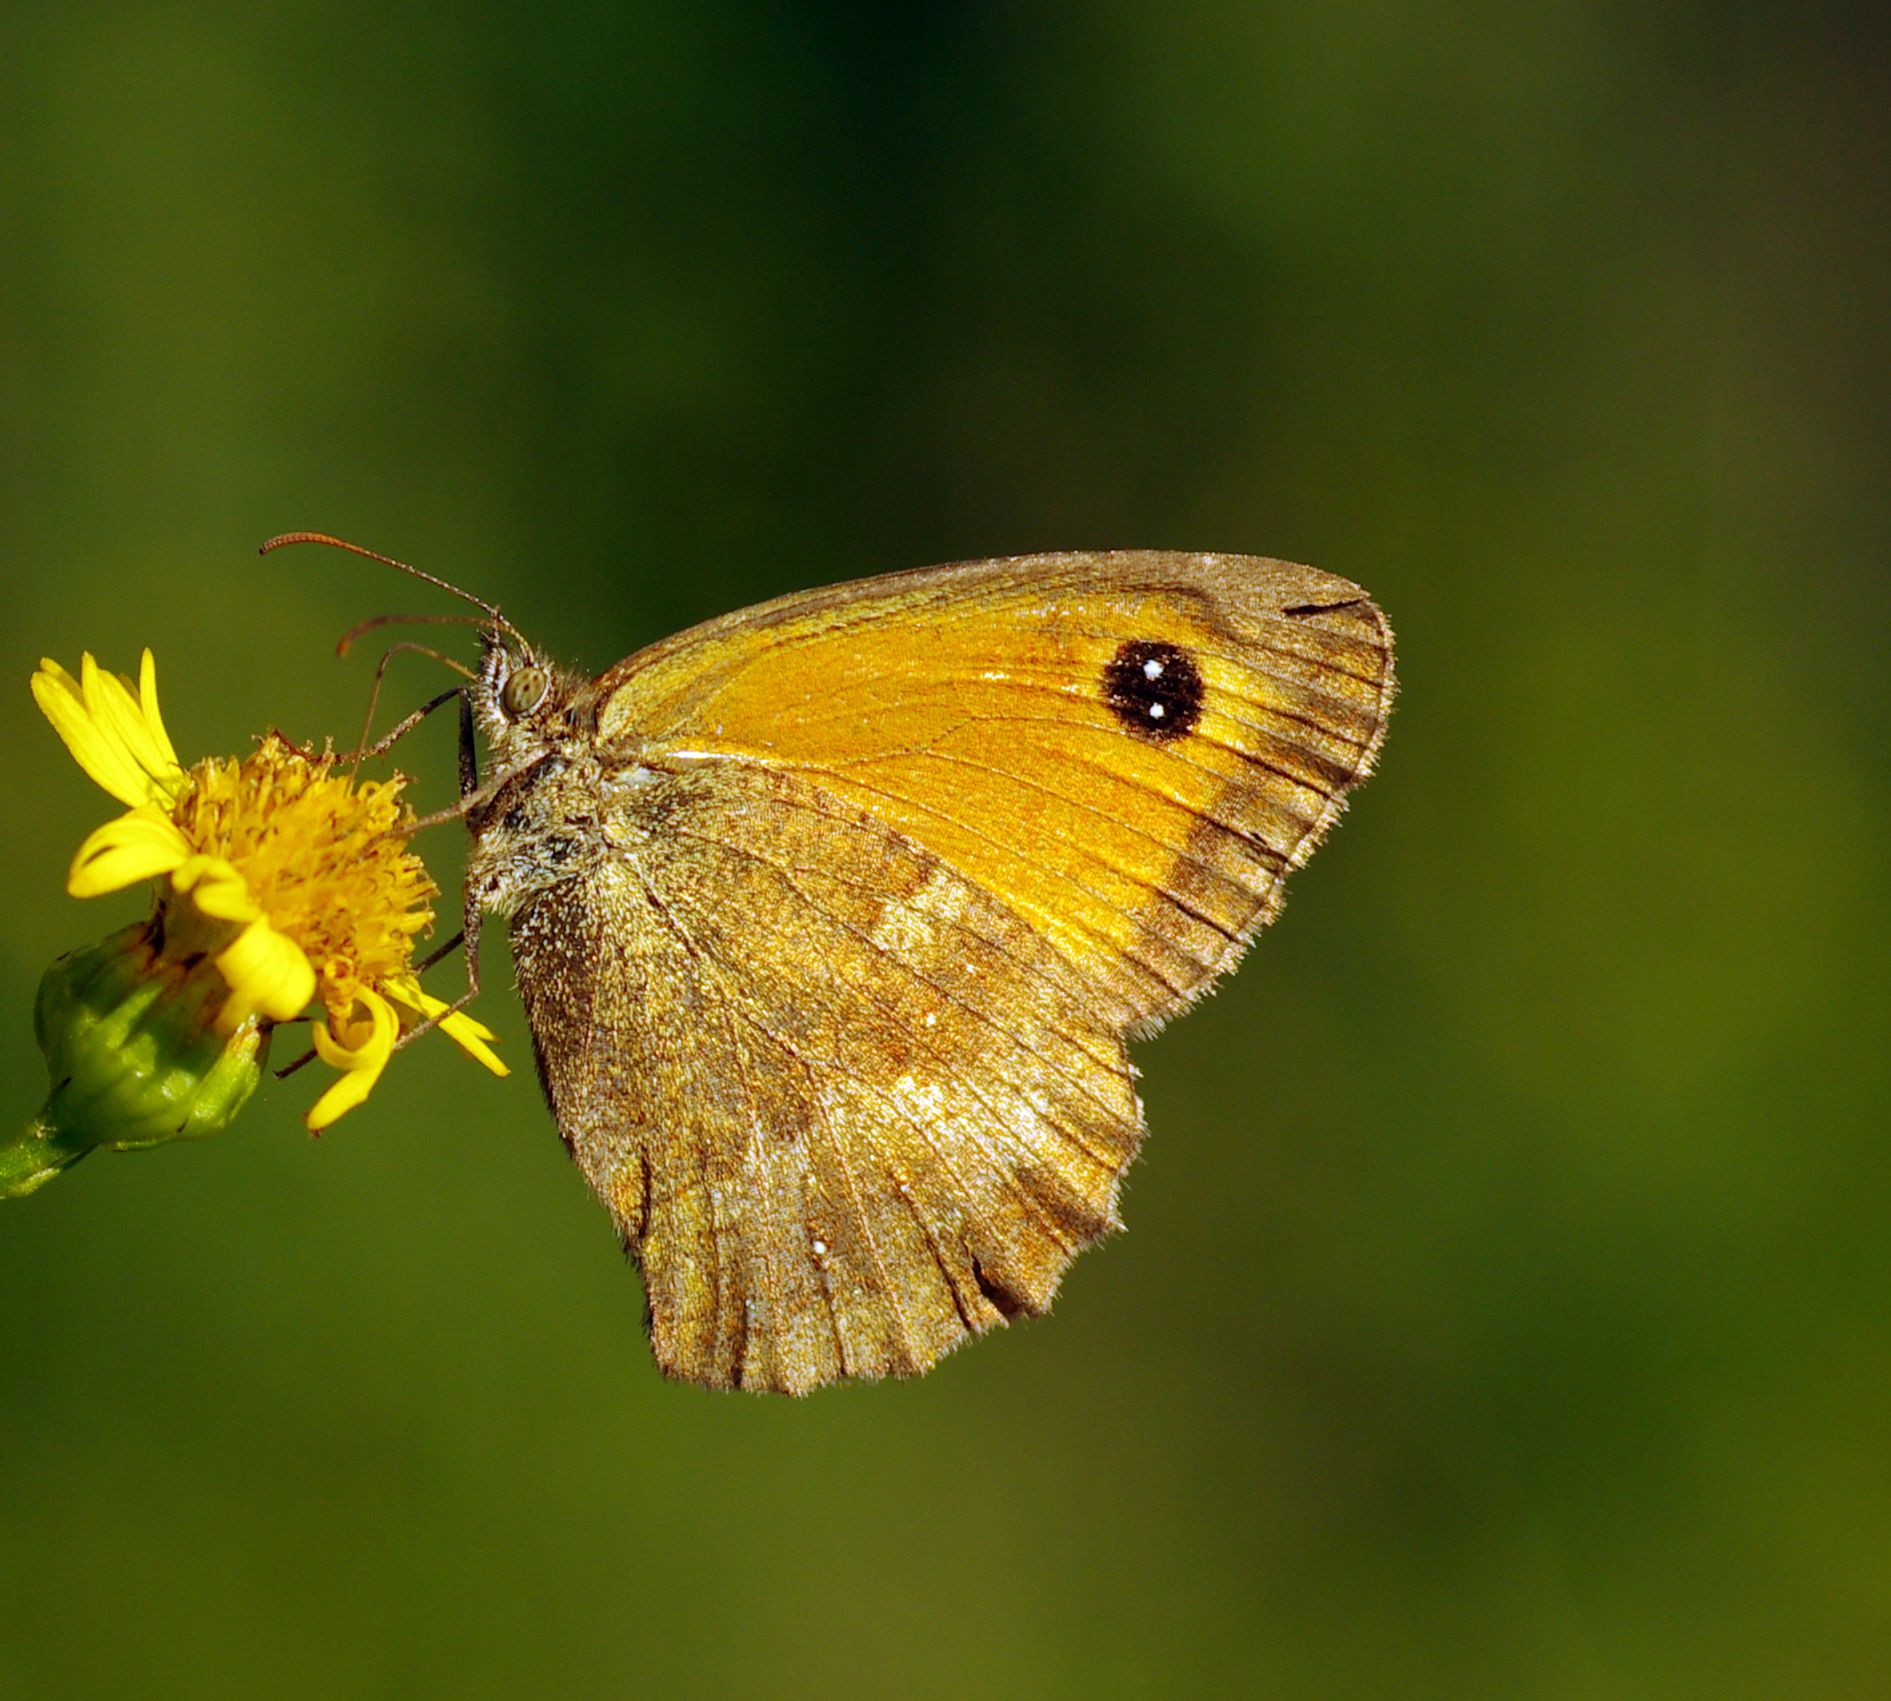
260,531,525,641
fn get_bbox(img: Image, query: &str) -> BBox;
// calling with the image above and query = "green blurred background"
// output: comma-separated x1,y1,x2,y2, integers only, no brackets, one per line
4,4,1888,1695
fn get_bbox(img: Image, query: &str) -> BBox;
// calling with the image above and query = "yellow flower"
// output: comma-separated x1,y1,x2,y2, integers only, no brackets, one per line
32,650,505,1133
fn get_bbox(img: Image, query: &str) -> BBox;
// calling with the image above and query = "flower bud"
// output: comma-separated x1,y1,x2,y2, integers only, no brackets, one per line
3,923,264,1198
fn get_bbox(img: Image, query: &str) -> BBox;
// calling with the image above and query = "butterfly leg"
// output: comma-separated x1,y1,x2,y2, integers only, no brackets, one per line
413,930,465,974
346,674,464,773
387,908,484,1056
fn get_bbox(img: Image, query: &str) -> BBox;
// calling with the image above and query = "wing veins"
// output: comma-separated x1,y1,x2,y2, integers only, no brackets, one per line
754,760,1197,1009
660,816,1136,1150
628,851,1092,1301
660,782,1136,1074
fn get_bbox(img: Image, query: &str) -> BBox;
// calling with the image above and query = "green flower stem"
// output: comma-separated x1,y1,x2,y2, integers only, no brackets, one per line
0,1112,95,1197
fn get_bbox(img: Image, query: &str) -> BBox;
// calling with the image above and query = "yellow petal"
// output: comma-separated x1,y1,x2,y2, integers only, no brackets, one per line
436,1009,508,1075
30,653,185,808
214,918,317,1029
33,658,158,808
307,988,400,1130
385,975,509,1077
172,854,265,925
83,653,178,792
137,649,175,771
67,806,190,896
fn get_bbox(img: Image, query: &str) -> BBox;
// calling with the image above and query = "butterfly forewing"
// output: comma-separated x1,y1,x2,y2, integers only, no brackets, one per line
589,552,1394,1032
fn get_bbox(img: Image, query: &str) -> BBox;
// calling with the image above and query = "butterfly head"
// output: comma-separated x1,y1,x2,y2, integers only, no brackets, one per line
473,628,586,774
463,627,620,917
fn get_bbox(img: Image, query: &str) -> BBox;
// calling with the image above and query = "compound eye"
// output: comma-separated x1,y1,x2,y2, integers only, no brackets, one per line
499,664,549,720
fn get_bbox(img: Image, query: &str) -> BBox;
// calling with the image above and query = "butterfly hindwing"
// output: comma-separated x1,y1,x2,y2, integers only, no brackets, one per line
512,760,1140,1393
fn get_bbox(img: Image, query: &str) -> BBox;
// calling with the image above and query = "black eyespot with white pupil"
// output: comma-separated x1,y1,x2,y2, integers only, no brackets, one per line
1104,639,1204,742
499,664,549,719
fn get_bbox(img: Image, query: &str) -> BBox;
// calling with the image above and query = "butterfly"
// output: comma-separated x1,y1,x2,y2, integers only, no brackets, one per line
307,542,1395,1394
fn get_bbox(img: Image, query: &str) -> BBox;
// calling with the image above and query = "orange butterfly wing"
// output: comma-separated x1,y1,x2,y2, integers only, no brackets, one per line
589,551,1393,1033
